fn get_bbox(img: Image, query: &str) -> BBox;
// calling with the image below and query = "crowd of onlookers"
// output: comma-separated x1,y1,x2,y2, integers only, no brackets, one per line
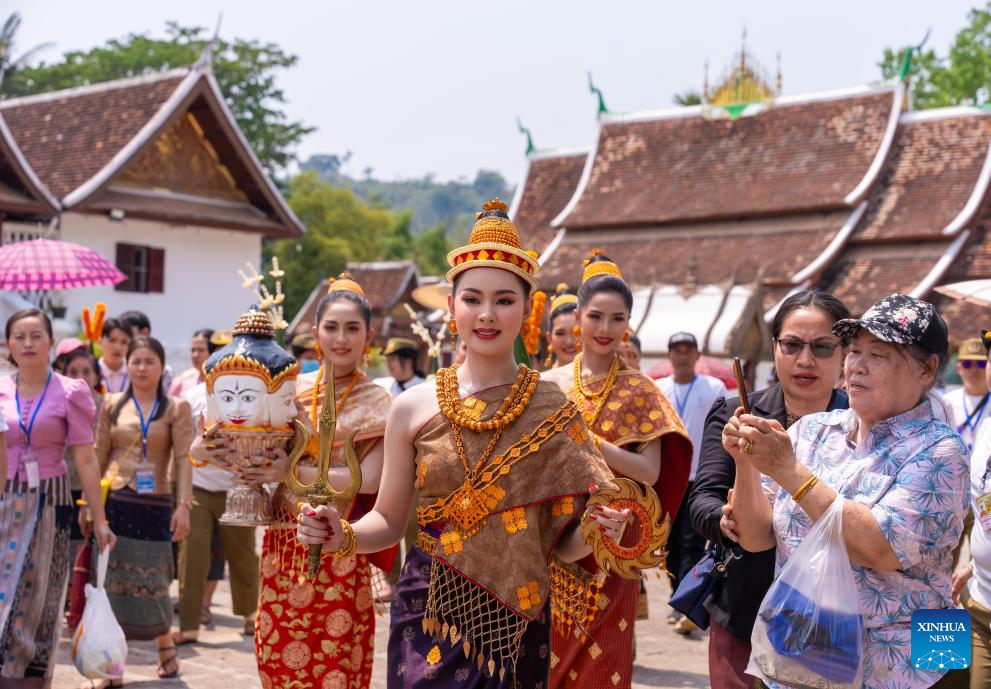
2,285,990,688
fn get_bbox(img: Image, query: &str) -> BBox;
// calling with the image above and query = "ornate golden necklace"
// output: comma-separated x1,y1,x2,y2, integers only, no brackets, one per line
434,364,540,537
436,364,539,432
572,353,622,428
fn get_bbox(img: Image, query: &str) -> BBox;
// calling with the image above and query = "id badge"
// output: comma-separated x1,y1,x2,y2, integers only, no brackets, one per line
977,493,991,532
135,463,155,495
23,447,39,490
978,492,991,532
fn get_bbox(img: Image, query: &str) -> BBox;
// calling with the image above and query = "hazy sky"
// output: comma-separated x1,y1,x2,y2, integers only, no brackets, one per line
10,1,982,187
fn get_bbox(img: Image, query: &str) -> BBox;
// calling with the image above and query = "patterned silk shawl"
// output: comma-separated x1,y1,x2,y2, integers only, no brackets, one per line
414,379,613,675
546,362,693,523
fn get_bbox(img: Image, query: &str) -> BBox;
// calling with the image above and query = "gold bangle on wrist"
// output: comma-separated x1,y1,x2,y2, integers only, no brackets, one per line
188,452,208,468
330,519,357,558
791,474,819,503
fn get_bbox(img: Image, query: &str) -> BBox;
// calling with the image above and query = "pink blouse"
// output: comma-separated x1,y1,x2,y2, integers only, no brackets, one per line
0,372,96,482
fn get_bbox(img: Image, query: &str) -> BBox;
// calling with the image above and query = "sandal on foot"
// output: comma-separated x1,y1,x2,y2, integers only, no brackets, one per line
157,645,180,679
200,607,213,626
172,630,198,646
243,617,255,636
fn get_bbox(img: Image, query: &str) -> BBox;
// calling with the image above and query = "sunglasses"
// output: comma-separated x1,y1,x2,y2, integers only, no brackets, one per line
961,360,988,369
775,338,839,359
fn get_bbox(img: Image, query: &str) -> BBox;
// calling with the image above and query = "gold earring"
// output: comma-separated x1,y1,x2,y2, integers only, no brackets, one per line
448,320,458,334
314,342,323,360
363,344,371,367
623,331,630,344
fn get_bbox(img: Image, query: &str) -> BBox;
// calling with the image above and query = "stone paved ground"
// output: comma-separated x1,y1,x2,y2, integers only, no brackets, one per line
54,573,709,689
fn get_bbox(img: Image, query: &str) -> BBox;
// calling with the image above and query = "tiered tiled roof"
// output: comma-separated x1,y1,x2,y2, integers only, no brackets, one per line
0,66,303,237
287,261,420,338
813,110,991,321
0,72,186,199
540,212,845,292
0,111,58,220
555,87,898,230
510,149,587,257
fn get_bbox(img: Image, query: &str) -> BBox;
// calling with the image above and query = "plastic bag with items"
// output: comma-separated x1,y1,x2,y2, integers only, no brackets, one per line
71,547,127,680
748,495,865,689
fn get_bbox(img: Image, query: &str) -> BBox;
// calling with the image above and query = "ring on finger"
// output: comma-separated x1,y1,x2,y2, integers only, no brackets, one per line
743,439,754,454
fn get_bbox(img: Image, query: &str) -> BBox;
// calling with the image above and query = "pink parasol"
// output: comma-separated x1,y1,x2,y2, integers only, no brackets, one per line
647,355,738,389
0,238,125,291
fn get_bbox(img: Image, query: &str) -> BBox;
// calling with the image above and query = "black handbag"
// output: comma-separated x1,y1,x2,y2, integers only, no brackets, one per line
669,544,738,630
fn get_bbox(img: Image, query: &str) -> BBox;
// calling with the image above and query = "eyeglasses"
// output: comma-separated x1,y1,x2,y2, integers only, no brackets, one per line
961,360,988,369
775,338,840,359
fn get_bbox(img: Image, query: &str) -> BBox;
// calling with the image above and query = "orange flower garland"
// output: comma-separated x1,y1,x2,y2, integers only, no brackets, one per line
82,302,107,344
524,291,547,355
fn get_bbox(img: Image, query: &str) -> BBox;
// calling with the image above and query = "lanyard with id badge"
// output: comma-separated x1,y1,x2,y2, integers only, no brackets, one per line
15,370,53,490
133,397,159,494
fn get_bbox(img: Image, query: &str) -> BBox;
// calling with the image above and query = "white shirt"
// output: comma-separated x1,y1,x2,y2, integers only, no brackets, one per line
184,382,234,492
373,374,426,398
99,358,128,394
656,374,727,480
943,386,990,451
968,421,991,609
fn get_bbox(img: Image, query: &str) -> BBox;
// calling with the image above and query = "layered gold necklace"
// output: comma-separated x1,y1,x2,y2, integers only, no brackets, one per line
433,364,540,537
572,352,621,429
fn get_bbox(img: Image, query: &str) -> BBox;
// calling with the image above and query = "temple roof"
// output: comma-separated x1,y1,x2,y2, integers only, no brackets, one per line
0,111,58,219
806,107,991,326
816,241,959,316
0,71,186,199
851,110,991,242
508,148,588,259
540,210,847,292
287,260,421,335
0,66,303,237
554,86,901,230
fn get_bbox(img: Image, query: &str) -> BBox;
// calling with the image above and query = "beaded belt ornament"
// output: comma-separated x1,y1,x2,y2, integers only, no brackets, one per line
549,557,608,641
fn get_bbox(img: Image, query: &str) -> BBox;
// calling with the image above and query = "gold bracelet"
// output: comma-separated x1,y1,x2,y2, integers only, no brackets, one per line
330,519,357,559
791,474,819,503
188,452,208,468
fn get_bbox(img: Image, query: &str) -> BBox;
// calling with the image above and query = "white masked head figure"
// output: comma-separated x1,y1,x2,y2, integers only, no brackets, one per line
204,307,300,431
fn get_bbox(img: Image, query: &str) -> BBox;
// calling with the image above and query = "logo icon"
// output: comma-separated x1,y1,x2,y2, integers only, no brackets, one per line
911,609,970,670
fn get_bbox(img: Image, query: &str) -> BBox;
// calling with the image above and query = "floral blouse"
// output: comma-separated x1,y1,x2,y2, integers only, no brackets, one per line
761,398,969,689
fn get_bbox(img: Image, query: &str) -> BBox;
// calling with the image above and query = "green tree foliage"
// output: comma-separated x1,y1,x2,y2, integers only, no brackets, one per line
3,22,311,173
301,155,512,238
881,4,991,109
0,12,53,80
673,90,702,106
267,173,452,318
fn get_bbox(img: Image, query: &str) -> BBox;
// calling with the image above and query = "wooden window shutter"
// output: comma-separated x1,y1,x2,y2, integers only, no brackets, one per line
115,243,136,292
148,248,165,293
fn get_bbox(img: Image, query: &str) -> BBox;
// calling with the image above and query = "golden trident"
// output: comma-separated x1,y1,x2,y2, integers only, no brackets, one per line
284,364,362,578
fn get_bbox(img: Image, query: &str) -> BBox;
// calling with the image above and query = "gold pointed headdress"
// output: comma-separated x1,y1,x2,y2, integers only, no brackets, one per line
446,198,539,289
581,249,623,284
327,272,365,298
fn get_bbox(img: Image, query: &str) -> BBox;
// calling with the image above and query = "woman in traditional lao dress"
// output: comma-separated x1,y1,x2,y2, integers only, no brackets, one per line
97,336,192,683
299,199,625,688
0,309,115,688
542,254,693,689
242,276,394,689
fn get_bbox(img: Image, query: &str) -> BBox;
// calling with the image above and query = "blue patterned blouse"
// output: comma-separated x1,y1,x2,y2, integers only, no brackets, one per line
760,398,969,689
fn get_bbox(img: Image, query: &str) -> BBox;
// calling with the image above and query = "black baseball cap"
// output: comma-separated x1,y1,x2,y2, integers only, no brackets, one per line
832,293,947,355
668,332,698,349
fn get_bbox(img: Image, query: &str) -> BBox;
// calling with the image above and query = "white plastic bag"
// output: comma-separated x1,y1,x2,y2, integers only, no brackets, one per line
71,548,127,680
748,495,865,689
